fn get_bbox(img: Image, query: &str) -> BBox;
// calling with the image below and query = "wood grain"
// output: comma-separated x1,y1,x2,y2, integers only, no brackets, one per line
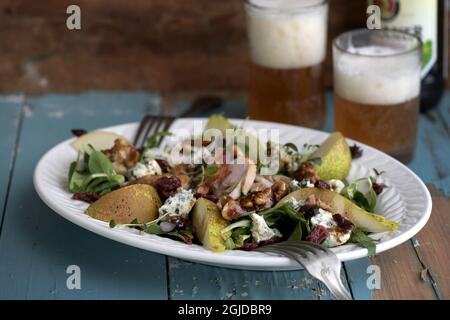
167,258,336,300
414,186,450,299
0,0,367,93
0,96,23,229
372,186,449,300
371,240,437,300
0,93,169,299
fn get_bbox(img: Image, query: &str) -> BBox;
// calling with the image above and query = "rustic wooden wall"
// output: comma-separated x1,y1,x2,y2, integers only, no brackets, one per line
0,0,448,94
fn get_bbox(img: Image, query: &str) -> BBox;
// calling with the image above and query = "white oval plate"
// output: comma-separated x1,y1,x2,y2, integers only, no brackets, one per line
33,119,432,270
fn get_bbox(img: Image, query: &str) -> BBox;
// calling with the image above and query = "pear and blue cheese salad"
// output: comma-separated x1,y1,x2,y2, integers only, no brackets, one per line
68,116,398,255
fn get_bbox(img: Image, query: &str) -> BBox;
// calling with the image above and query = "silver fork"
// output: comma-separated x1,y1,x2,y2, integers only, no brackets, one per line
257,240,353,300
134,96,223,148
134,115,174,148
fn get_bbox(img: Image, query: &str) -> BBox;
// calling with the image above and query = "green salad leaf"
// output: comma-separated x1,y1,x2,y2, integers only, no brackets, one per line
68,145,124,196
342,177,377,212
288,222,303,241
349,228,377,257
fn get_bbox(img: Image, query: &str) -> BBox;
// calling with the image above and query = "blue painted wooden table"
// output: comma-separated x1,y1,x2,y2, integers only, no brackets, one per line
0,91,448,300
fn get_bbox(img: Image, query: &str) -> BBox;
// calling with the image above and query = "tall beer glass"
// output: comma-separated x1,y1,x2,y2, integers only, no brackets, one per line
245,0,328,129
333,29,422,163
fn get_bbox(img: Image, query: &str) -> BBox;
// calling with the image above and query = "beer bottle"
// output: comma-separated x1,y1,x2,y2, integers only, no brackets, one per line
370,0,448,112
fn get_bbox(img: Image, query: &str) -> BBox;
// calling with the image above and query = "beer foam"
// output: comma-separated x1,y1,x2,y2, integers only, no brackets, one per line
334,45,421,105
246,0,328,69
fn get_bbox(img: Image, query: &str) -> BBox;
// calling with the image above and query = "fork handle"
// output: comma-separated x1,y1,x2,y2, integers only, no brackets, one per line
320,270,353,300
181,96,223,118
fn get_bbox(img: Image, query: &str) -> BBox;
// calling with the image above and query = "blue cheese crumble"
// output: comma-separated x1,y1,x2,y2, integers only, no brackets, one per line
159,188,196,219
310,209,352,247
286,197,306,211
142,148,170,162
127,159,162,180
250,213,282,243
279,145,302,172
289,179,314,191
327,179,345,194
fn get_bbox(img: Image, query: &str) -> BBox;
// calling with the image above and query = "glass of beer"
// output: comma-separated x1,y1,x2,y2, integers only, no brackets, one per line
245,0,328,129
333,29,422,163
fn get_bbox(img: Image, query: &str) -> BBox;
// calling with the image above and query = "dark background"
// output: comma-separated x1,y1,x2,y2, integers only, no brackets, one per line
0,0,449,94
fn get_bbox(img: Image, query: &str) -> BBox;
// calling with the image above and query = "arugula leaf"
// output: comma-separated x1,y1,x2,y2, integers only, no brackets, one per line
225,238,236,250
260,203,310,239
284,143,298,153
139,131,174,161
350,228,377,257
205,164,218,176
69,170,90,193
109,220,117,228
367,187,378,212
373,168,386,176
85,176,109,193
81,173,108,191
86,146,115,177
146,131,174,150
68,153,88,193
232,227,251,239
144,223,164,235
352,191,370,211
95,180,121,196
288,222,303,241
143,223,194,243
302,143,320,151
221,219,251,234
342,178,377,212
234,234,251,248
69,145,124,197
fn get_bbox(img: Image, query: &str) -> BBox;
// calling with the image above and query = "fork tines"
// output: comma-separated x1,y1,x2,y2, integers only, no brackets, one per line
134,115,175,148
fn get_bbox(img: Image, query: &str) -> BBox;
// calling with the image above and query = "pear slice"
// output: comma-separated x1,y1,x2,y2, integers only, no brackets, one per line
279,188,399,233
71,131,129,153
205,114,236,135
310,132,351,181
192,198,232,252
86,184,161,224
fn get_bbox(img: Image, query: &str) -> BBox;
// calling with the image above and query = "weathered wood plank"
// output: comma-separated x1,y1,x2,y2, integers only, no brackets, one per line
168,258,332,300
435,91,450,132
414,186,450,299
372,94,450,300
371,240,437,300
0,96,23,228
0,0,369,94
343,259,372,300
0,92,168,299
409,92,450,196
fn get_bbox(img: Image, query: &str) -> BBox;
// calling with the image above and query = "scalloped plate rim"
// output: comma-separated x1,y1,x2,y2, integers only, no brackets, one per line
33,119,432,271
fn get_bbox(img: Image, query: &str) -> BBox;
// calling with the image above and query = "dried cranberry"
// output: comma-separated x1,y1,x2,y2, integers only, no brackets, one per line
293,162,319,183
314,180,331,190
332,214,354,231
372,183,384,195
202,140,212,147
260,237,281,246
350,144,363,159
195,193,219,203
306,225,329,244
71,129,87,137
153,176,181,200
155,159,169,173
239,243,258,251
72,192,100,204
301,206,320,220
